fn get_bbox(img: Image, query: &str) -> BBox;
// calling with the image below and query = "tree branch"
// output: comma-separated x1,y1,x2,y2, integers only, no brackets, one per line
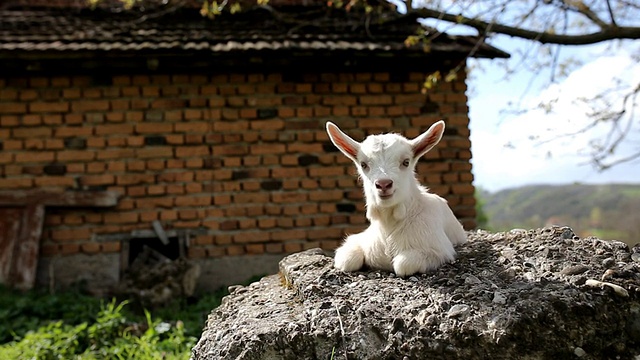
605,0,618,26
409,7,640,45
561,0,609,29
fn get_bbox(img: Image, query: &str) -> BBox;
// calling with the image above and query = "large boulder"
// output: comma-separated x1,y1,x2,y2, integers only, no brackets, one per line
192,227,640,359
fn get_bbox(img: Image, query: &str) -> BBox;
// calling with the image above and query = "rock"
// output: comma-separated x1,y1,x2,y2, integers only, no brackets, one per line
447,304,470,318
116,246,201,308
492,291,507,305
560,264,589,276
191,227,640,360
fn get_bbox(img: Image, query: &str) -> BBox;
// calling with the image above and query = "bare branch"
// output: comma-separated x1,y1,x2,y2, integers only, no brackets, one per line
605,0,618,26
409,7,640,45
560,0,609,29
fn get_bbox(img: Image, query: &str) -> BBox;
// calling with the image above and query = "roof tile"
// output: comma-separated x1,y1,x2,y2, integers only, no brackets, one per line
0,5,509,59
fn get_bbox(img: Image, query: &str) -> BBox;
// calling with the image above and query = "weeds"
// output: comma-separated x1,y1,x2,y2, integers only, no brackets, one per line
0,285,228,360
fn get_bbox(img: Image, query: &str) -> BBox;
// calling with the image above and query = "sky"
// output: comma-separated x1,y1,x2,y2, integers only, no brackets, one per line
465,37,640,192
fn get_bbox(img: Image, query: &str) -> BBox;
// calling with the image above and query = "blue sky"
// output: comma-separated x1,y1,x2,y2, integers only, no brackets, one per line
465,36,640,192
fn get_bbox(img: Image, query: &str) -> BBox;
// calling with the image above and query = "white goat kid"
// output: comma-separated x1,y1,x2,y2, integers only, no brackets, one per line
326,120,467,277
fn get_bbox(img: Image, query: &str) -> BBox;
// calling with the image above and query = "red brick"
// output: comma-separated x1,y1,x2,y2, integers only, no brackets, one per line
22,114,42,126
212,144,248,156
0,89,18,100
42,114,63,125
81,174,116,186
13,127,52,138
135,122,173,134
174,196,211,207
5,165,21,175
71,100,110,112
15,151,55,163
103,212,139,224
95,124,134,135
212,120,248,132
135,147,173,158
127,186,146,197
66,163,86,173
226,245,245,256
184,109,203,120
264,243,283,253
34,176,75,187
359,95,393,105
233,231,270,243
135,197,174,209
100,241,121,253
246,244,265,254
147,185,166,195
60,243,80,255
44,139,64,150
117,174,155,185
451,184,475,195
174,121,210,133
0,102,27,114
81,242,101,254
272,229,307,241
23,138,43,150
271,192,308,203
57,150,96,162
0,178,33,188
175,146,210,157
271,168,307,178
287,143,323,153
51,227,92,242
160,210,178,220
283,242,303,253
147,159,167,170
0,115,19,127
233,193,270,204
96,149,135,160
187,246,207,259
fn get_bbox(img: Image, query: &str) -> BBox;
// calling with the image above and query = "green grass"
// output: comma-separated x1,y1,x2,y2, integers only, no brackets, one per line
584,228,633,243
0,285,229,360
621,186,640,198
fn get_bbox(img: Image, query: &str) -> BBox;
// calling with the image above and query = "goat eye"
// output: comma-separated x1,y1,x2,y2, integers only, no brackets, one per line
402,159,410,167
360,162,368,170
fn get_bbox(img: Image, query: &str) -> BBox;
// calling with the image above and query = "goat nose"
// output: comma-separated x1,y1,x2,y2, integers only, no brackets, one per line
375,179,393,190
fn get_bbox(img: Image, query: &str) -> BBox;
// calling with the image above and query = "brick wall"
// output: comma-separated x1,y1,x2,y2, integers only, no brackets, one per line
0,70,475,267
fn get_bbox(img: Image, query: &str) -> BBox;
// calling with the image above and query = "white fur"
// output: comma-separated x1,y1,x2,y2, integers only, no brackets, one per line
326,120,467,277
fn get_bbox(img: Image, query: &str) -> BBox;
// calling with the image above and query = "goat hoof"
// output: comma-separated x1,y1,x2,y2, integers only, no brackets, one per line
334,249,364,272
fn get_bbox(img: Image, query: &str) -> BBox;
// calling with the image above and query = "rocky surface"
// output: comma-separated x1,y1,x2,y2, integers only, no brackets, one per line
192,227,640,359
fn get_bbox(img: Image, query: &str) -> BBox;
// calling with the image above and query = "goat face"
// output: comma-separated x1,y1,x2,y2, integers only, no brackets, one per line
326,121,445,209
357,134,414,208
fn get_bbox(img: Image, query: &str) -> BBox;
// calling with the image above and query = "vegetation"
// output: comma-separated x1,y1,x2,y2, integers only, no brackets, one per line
483,183,640,245
475,187,490,230
0,285,228,360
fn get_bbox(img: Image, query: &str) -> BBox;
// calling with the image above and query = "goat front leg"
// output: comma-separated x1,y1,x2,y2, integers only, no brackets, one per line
334,233,365,272
392,251,429,277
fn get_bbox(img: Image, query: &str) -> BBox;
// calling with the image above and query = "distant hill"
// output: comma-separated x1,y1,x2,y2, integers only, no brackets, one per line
479,184,640,245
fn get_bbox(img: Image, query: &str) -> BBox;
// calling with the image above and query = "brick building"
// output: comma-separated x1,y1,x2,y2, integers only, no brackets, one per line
0,2,508,292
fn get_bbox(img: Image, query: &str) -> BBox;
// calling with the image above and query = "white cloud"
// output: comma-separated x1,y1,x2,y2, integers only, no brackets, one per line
469,50,640,192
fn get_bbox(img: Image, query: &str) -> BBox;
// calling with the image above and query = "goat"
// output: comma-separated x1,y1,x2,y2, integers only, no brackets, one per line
325,120,467,277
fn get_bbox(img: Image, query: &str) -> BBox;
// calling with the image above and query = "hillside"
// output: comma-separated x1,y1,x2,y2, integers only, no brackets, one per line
480,183,640,245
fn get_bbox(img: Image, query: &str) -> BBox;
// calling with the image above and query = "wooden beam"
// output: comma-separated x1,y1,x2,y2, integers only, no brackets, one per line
10,205,45,290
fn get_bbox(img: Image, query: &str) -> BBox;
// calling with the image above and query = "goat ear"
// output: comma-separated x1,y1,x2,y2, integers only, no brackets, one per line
326,121,360,161
411,120,445,159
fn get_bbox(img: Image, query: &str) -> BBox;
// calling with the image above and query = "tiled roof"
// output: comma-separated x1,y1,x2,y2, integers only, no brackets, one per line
0,5,509,59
